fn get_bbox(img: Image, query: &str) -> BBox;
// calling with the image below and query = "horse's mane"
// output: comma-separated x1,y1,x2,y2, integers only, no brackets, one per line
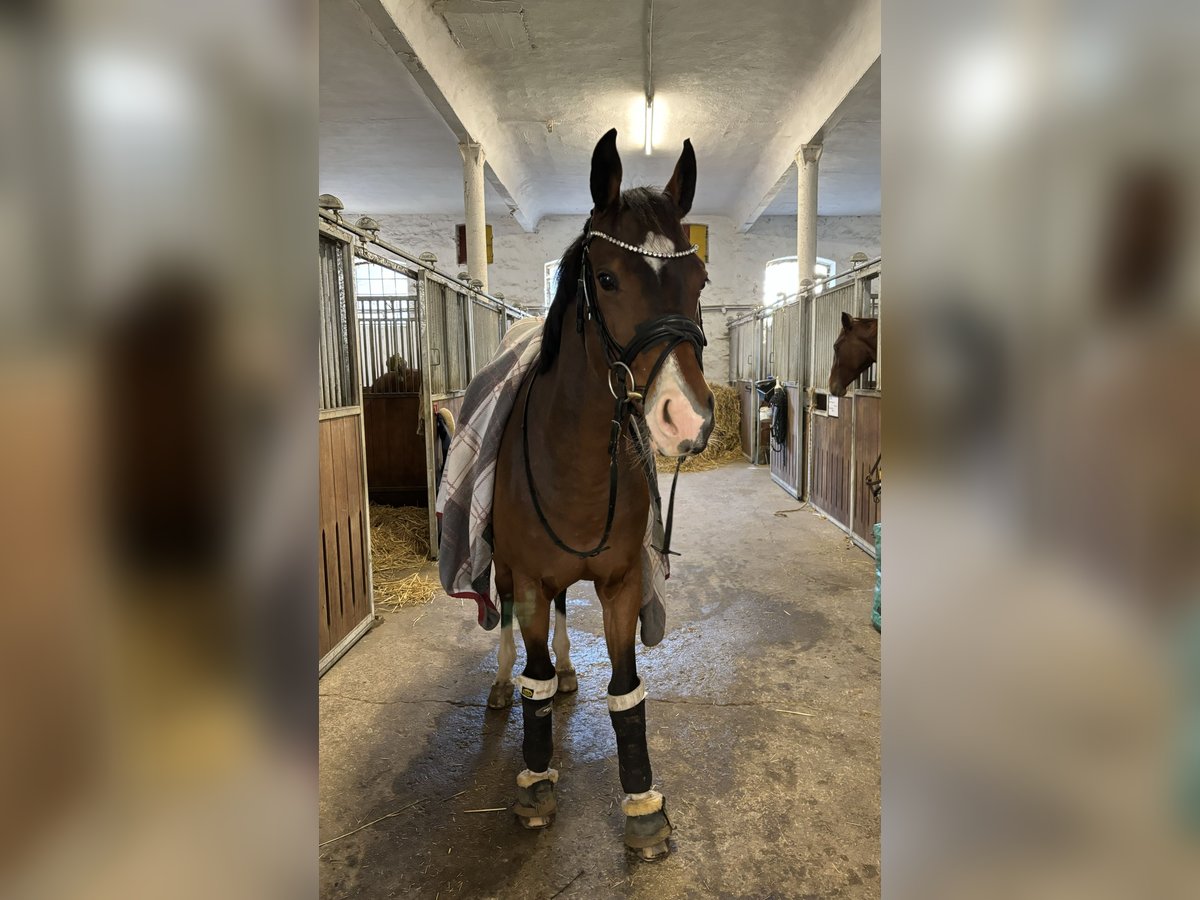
539,188,681,374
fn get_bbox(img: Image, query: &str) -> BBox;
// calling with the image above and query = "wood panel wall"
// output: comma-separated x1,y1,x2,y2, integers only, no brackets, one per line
769,385,804,497
362,393,427,506
809,400,854,529
851,393,881,545
319,414,372,661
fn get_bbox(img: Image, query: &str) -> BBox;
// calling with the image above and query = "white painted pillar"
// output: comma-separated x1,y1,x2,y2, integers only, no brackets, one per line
459,141,488,292
796,143,822,291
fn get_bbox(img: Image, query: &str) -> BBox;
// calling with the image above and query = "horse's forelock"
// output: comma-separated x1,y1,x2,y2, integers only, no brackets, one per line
618,187,684,240
538,189,685,375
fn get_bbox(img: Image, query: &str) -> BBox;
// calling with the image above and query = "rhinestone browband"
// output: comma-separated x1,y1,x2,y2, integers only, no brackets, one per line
587,231,699,259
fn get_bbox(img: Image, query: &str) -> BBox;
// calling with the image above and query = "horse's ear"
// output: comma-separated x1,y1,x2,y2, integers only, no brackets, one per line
665,139,696,216
841,311,854,330
590,128,622,212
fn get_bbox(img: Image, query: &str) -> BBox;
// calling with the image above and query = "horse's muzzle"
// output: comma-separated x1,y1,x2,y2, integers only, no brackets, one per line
646,356,714,457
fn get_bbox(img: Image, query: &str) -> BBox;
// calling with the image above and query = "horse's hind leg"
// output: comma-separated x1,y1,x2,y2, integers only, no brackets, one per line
488,564,516,709
552,591,577,694
599,571,672,860
512,571,558,829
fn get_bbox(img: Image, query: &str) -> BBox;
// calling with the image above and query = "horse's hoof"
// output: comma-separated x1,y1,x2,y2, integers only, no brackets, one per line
556,668,578,694
513,775,557,829
632,840,670,861
624,803,671,860
487,682,514,709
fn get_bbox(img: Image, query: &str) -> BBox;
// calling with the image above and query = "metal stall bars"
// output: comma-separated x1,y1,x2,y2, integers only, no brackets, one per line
766,292,806,497
726,257,882,554
318,209,376,675
319,209,532,563
352,245,429,508
470,293,506,372
805,259,881,554
354,247,421,391
727,311,764,463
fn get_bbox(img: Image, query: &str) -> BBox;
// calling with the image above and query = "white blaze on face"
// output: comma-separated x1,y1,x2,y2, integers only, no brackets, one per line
641,232,676,275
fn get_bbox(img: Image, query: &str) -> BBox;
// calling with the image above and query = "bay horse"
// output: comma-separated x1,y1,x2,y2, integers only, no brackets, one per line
829,311,878,397
489,129,713,859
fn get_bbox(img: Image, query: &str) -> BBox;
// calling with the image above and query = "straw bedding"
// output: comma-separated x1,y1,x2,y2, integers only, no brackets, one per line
369,504,439,610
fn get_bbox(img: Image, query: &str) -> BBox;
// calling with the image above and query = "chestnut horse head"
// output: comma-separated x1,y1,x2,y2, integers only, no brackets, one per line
541,129,714,456
829,312,878,397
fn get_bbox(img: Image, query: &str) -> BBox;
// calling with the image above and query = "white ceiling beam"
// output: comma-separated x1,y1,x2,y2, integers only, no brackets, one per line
731,0,880,232
355,0,541,231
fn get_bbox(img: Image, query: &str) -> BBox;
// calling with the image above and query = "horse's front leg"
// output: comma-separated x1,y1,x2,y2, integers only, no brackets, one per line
552,590,578,693
511,571,559,828
599,570,672,860
488,564,517,709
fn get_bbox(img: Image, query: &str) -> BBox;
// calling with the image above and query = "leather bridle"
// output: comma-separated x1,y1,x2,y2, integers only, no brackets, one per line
522,220,707,559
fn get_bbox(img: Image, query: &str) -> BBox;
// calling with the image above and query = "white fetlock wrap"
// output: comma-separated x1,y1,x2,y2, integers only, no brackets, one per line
622,789,664,817
516,768,559,788
515,673,558,701
607,679,646,712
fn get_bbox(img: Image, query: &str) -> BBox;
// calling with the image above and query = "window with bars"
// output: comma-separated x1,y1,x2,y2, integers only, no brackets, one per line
355,260,411,297
762,256,836,306
353,260,421,391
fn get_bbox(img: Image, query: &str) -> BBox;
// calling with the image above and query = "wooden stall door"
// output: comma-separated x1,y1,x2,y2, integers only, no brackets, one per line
319,227,374,674
808,398,854,529
851,393,881,547
362,393,426,506
319,413,373,665
768,385,804,498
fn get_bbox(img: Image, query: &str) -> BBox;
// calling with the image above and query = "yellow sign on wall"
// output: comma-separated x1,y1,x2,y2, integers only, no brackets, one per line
687,223,709,262
455,224,494,265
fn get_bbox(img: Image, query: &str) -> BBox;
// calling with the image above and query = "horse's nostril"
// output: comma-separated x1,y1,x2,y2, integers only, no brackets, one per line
661,398,675,431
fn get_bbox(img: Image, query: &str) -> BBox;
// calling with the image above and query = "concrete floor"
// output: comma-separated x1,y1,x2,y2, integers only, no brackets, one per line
319,463,880,899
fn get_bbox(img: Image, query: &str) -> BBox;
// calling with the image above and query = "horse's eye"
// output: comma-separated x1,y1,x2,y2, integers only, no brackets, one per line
597,271,618,291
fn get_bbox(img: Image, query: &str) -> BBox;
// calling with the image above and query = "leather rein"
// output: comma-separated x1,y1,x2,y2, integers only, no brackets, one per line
521,222,707,559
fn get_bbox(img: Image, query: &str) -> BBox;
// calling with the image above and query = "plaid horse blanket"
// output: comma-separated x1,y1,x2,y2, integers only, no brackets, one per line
436,317,669,647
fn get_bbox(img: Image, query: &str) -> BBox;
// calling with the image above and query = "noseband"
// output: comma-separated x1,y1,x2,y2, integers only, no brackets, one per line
522,221,707,559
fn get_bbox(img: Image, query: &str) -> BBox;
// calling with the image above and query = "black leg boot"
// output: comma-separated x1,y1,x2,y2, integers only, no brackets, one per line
514,690,557,828
610,695,671,859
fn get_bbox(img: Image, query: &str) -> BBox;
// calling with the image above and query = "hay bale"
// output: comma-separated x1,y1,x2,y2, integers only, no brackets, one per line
654,381,744,473
369,504,438,609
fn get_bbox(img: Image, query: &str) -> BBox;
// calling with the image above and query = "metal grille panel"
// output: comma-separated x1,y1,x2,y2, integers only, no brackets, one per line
353,257,421,392
729,318,758,381
810,282,858,392
319,236,355,410
425,280,448,395
443,287,469,392
767,300,804,384
471,302,504,371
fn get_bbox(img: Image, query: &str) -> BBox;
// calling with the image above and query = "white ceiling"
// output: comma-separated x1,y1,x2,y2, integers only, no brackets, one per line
319,0,880,225
319,0,512,213
764,59,881,217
